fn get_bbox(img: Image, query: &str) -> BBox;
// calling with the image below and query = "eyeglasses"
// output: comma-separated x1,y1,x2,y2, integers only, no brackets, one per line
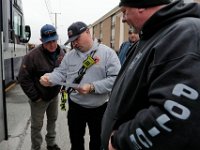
42,30,57,37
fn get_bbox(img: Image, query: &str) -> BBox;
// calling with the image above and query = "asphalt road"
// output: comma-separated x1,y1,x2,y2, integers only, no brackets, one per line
2,83,89,150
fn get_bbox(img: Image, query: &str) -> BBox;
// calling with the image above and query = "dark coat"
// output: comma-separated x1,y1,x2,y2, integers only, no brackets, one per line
18,44,65,102
101,1,200,149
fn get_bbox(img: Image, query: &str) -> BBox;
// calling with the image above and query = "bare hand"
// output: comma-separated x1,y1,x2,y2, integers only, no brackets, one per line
34,98,42,103
108,138,117,150
108,131,117,150
75,83,91,94
39,75,52,87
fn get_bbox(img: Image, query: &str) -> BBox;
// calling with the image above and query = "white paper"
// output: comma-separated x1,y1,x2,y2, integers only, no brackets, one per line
57,81,79,89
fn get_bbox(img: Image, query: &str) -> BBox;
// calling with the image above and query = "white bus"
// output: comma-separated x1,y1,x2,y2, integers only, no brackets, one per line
0,0,31,142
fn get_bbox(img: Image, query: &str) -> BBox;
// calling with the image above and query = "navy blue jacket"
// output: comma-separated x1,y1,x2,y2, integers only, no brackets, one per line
118,41,133,65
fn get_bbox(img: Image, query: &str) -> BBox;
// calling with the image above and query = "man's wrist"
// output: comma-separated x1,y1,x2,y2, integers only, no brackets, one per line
35,98,42,103
89,83,95,93
111,134,117,149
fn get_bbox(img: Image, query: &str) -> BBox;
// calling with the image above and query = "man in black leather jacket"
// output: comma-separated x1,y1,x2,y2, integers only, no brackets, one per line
18,24,65,150
101,0,200,150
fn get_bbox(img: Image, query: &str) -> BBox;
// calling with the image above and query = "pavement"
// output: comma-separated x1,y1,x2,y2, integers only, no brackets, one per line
0,83,89,150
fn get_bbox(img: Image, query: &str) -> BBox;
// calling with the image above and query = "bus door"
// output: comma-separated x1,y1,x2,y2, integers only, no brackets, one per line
0,0,8,142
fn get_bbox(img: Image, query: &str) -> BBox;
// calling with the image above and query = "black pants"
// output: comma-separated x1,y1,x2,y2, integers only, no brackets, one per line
67,99,107,150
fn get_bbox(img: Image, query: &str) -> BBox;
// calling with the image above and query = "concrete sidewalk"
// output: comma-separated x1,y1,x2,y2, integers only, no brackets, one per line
0,83,89,150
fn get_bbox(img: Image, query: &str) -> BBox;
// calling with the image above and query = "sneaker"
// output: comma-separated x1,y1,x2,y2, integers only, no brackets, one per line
47,144,61,150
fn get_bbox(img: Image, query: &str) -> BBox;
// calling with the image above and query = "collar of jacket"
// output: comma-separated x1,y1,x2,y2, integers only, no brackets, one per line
42,44,60,55
140,0,200,39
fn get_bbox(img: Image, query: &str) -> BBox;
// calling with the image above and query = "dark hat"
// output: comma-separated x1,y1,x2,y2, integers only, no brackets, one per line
65,21,88,45
40,24,58,43
119,0,171,8
128,27,136,34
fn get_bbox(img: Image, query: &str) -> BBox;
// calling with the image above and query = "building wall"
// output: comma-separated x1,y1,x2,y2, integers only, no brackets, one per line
114,15,121,51
93,24,100,40
91,7,131,52
102,18,112,47
91,0,200,52
93,18,112,48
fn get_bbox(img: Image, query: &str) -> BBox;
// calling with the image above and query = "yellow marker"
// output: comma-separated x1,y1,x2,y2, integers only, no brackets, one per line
83,56,95,69
60,91,68,111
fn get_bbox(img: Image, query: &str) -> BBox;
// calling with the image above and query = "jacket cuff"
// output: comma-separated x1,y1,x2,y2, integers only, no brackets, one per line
31,95,41,102
111,134,118,149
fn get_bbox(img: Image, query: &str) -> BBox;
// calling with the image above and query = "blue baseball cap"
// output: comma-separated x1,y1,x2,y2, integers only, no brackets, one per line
40,24,58,43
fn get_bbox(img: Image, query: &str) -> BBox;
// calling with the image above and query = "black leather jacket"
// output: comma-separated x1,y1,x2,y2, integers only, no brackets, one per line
101,1,200,150
18,44,65,102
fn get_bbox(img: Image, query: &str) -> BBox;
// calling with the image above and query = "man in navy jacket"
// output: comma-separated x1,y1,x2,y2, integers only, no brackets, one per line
118,28,139,65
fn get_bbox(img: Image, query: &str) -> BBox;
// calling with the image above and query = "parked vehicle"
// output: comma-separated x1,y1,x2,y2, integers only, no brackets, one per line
0,0,31,142
2,0,31,86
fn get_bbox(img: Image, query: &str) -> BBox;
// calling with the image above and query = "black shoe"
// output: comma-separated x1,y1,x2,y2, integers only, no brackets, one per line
47,144,61,150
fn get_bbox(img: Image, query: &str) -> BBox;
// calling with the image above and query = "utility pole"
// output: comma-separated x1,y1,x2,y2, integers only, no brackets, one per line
51,12,61,29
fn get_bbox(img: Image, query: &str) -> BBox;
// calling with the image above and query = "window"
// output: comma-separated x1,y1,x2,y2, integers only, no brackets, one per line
100,22,103,39
13,11,22,37
14,0,22,10
110,15,116,49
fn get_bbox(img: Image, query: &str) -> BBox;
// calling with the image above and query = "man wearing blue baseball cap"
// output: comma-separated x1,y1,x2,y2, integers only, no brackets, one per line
18,24,65,150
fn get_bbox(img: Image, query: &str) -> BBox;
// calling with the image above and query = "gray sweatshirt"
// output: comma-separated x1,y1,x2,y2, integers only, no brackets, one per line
48,41,121,108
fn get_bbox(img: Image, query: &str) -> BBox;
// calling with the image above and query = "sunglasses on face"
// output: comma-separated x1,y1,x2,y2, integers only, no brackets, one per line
42,30,57,37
